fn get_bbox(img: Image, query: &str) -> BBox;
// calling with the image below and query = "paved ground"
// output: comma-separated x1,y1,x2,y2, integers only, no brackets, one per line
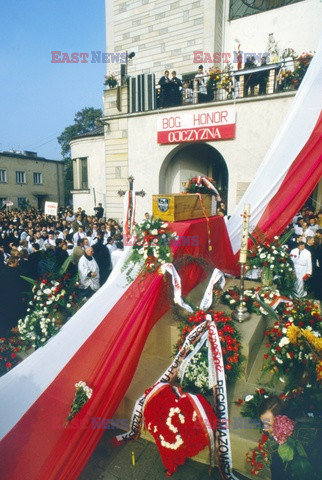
79,429,250,480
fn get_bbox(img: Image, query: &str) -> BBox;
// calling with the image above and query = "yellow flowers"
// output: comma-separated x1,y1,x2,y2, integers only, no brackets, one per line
287,325,322,352
301,330,322,352
287,324,300,344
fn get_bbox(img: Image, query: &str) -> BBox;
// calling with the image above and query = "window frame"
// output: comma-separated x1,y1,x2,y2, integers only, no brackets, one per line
229,0,304,21
33,172,43,185
16,171,26,184
17,197,28,208
0,169,7,183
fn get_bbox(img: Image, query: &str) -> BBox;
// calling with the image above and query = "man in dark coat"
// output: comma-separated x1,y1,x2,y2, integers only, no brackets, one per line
0,256,28,336
159,70,171,108
92,234,112,286
170,70,183,106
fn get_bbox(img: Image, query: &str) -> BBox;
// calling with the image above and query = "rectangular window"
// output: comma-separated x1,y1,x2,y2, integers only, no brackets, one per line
80,157,88,189
0,197,7,207
229,0,303,21
16,171,26,184
33,172,43,184
17,197,28,208
0,169,7,183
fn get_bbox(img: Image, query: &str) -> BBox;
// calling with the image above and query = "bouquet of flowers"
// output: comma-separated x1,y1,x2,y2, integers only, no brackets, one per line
207,66,221,93
18,270,80,349
122,218,175,283
246,433,271,476
278,69,299,90
294,52,314,85
221,74,233,93
221,285,284,315
246,415,320,479
176,310,243,393
236,387,271,419
262,299,321,388
104,73,118,88
248,233,295,295
66,381,93,423
0,336,21,376
18,308,61,350
185,175,219,196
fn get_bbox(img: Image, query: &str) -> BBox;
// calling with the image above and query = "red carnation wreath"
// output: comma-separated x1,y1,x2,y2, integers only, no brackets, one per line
144,383,217,476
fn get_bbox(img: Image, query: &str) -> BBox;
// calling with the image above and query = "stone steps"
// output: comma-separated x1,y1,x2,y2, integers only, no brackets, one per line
114,278,273,479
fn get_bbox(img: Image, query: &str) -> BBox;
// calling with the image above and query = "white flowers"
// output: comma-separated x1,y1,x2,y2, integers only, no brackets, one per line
67,381,93,422
245,395,254,402
158,407,185,450
74,381,93,400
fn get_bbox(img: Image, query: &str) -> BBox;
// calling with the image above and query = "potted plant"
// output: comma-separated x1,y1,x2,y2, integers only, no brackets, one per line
104,73,118,88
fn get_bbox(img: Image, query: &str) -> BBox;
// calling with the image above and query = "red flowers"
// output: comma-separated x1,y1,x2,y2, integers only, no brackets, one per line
176,309,242,387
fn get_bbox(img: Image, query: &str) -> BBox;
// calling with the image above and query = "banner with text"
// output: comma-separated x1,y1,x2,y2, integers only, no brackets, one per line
44,201,58,216
157,109,236,144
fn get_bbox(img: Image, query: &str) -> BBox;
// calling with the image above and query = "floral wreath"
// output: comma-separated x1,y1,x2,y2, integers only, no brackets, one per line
122,217,175,283
176,309,243,393
185,175,221,198
262,299,322,388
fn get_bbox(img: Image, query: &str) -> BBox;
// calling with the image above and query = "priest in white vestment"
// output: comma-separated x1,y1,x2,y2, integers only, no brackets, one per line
290,242,312,297
78,246,100,295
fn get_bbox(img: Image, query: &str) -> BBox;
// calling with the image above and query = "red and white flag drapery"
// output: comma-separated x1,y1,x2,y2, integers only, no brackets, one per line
227,39,322,254
122,190,137,240
0,218,236,480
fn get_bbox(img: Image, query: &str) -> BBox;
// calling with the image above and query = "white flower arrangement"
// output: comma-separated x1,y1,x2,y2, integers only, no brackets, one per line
67,381,93,423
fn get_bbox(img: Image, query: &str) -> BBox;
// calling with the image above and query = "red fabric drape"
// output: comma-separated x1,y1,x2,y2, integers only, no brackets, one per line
255,112,322,240
0,216,237,480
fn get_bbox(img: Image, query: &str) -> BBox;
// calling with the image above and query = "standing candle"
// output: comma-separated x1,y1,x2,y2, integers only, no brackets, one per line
239,204,250,264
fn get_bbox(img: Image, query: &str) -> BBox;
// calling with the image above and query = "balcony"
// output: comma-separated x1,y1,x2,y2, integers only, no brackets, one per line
104,55,311,117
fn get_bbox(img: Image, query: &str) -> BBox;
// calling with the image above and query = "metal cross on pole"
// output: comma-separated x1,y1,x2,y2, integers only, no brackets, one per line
117,175,146,234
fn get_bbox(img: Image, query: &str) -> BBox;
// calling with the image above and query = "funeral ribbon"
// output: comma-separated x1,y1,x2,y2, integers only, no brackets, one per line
113,321,208,446
256,293,292,315
114,264,240,480
186,175,221,201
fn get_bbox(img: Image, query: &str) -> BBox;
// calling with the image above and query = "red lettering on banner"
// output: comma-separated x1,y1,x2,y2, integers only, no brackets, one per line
162,117,181,129
157,124,235,144
193,111,228,126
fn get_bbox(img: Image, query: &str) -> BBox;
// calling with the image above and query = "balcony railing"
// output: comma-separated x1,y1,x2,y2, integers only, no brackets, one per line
126,57,309,114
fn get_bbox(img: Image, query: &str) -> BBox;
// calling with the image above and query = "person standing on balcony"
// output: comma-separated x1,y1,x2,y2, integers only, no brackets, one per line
243,56,257,97
159,70,171,108
195,65,208,103
169,70,182,106
258,56,270,95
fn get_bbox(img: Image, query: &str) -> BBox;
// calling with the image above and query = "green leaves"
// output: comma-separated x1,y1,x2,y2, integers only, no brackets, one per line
20,275,36,286
278,439,295,461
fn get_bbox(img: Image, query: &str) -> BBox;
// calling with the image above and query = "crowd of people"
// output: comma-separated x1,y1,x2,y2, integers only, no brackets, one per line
0,202,321,337
0,204,125,336
287,206,322,298
157,57,272,108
